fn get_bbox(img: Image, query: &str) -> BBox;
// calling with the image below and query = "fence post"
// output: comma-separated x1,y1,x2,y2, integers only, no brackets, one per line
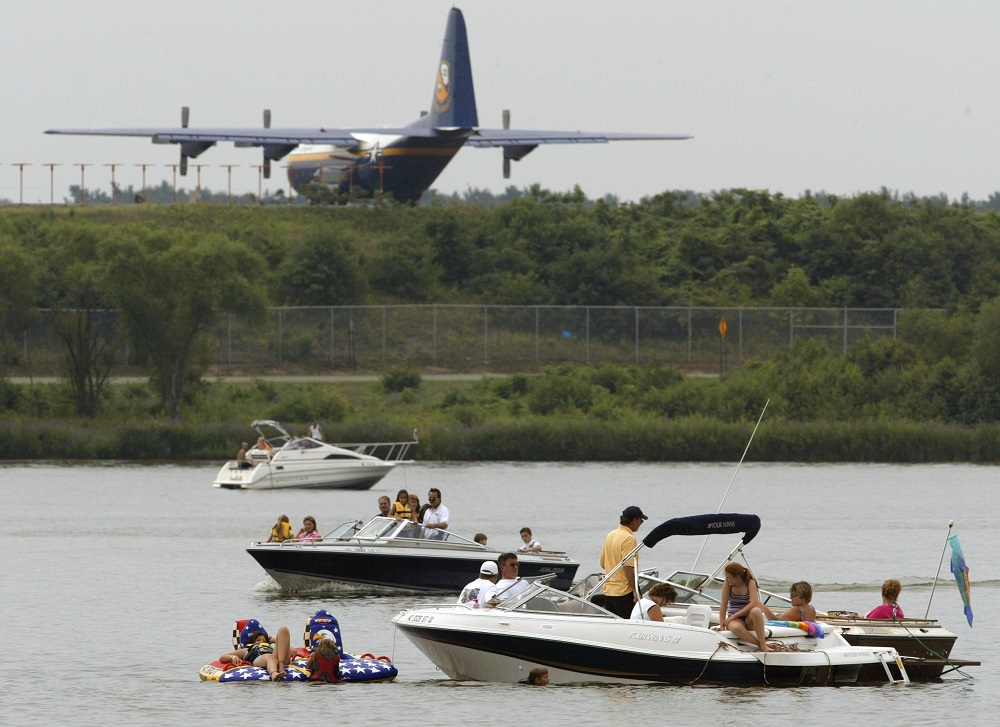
634,307,640,366
843,307,848,355
483,305,489,363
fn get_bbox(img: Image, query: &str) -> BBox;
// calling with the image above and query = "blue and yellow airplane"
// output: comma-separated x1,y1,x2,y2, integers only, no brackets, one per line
47,8,690,202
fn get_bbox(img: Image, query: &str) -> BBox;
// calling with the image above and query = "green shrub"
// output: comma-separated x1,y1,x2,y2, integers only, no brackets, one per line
383,367,421,393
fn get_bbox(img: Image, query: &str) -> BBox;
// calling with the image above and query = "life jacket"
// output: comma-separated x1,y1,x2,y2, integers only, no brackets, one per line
309,652,340,683
270,521,292,542
393,501,412,519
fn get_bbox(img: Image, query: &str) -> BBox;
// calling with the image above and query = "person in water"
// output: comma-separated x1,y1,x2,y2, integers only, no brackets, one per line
527,666,549,685
304,629,340,683
867,579,904,620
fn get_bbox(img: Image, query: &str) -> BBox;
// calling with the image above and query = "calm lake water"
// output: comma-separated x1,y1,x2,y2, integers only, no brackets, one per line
4,461,997,725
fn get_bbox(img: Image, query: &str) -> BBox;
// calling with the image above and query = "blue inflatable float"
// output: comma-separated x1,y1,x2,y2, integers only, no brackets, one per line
200,610,398,683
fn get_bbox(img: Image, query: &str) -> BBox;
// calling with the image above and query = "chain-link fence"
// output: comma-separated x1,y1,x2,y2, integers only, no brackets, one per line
5,305,911,376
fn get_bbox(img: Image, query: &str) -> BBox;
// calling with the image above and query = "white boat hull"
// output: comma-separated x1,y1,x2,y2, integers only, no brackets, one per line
393,601,906,686
213,458,395,490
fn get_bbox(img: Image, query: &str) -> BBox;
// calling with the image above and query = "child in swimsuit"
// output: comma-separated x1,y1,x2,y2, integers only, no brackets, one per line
717,562,770,652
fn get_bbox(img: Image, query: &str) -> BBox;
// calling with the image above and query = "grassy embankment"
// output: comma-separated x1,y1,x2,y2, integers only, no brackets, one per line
2,374,999,463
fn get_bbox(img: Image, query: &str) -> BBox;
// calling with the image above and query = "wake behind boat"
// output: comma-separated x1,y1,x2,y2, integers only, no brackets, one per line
392,513,909,686
213,420,415,490
248,516,580,593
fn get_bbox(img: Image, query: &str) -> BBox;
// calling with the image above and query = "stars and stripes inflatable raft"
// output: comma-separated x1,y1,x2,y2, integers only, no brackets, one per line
199,610,398,683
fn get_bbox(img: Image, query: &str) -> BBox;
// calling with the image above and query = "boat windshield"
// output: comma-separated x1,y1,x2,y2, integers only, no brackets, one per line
352,517,480,545
663,570,791,610
282,438,324,452
499,580,616,618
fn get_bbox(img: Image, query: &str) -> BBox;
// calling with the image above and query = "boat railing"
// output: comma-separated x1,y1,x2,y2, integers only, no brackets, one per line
333,441,417,462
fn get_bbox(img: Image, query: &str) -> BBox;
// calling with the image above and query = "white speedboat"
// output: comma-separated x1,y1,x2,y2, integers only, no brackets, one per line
247,516,580,593
392,513,909,686
213,420,415,490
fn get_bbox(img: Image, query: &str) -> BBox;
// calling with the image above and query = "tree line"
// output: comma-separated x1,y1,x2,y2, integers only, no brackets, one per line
3,186,1000,422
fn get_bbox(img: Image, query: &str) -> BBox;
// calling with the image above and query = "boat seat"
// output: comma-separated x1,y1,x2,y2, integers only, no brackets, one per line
685,604,712,629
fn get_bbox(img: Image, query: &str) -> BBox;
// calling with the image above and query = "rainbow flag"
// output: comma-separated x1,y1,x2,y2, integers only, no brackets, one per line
949,534,973,627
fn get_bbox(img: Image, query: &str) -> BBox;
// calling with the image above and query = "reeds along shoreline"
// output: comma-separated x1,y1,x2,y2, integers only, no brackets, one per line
3,418,999,463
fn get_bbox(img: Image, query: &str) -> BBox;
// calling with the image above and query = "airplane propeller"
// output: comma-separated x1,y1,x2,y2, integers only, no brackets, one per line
180,106,189,176
262,109,271,179
502,109,510,179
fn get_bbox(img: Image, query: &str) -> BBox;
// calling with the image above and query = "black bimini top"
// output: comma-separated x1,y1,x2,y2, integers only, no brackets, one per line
642,513,761,550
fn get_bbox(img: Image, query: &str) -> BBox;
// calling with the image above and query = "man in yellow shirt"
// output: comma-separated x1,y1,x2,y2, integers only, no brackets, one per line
599,506,648,618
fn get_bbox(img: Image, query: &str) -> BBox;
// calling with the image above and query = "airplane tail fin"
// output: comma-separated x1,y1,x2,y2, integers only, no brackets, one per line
428,8,478,129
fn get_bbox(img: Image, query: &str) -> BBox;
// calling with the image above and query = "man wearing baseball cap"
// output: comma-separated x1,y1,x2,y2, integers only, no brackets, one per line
457,560,500,608
599,506,648,618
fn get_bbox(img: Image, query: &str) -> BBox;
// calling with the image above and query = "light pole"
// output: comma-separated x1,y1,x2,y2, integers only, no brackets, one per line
165,164,178,204
11,163,30,205
221,165,238,204
104,164,120,204
134,164,150,203
76,164,91,205
46,163,61,204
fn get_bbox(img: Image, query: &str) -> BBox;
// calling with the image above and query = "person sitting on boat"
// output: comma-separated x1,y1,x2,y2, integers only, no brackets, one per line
408,493,422,523
763,581,817,623
494,552,530,601
236,442,252,469
631,583,678,622
255,436,273,459
304,629,340,683
716,562,771,652
458,561,500,608
391,489,411,520
517,527,541,553
377,496,392,518
296,516,322,542
423,488,450,537
267,514,293,543
866,579,904,620
220,621,294,681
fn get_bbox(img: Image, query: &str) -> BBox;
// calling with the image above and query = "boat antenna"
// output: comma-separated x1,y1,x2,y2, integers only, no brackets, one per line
924,520,954,619
691,398,769,571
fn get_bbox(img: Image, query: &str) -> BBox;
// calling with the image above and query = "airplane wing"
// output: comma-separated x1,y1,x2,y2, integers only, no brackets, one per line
465,129,692,147
44,126,424,147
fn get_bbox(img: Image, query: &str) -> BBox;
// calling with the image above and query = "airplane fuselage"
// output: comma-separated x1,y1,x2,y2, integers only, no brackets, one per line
287,131,468,202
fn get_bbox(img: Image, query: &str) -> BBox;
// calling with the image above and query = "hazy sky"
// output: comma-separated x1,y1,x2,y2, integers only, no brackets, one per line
2,1,998,203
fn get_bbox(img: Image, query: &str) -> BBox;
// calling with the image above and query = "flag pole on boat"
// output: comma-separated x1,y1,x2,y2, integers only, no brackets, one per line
924,520,954,619
691,398,769,572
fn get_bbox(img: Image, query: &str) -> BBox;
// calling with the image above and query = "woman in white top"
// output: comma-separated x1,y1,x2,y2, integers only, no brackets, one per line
630,583,678,621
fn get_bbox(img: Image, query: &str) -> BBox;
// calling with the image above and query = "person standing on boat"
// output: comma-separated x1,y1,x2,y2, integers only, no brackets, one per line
458,561,500,608
309,421,324,441
599,506,648,619
423,488,449,535
867,579,904,620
